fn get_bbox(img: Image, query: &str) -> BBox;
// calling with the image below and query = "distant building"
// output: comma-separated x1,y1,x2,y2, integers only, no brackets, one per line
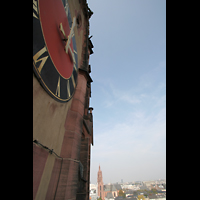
90,183,97,191
148,194,166,200
104,184,121,199
90,184,98,200
97,165,105,200
97,165,122,200
105,192,115,200
143,181,156,190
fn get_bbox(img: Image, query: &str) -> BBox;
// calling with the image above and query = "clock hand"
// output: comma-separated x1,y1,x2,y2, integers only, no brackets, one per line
59,18,76,63
68,45,76,64
59,23,67,41
65,17,76,54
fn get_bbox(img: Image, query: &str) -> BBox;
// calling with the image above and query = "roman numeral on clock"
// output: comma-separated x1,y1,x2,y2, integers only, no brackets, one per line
33,46,49,74
56,76,61,97
67,79,71,98
33,0,39,19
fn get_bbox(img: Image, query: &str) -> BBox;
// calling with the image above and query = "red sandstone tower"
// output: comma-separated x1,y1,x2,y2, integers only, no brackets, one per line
97,165,105,200
33,0,94,199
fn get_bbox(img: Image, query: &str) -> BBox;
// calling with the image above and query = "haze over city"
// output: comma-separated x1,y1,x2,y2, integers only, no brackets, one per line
88,0,166,184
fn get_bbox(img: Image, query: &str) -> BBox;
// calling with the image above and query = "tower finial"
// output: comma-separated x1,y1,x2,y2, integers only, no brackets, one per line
99,164,100,170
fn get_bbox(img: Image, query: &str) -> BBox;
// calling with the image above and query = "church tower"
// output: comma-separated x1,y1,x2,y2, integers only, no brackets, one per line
97,165,105,200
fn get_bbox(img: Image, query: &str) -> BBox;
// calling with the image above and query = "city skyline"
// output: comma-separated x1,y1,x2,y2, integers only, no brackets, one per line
91,164,166,184
90,177,166,200
88,0,166,184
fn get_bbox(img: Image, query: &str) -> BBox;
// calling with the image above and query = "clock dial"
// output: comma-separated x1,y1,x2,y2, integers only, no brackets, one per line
33,0,78,102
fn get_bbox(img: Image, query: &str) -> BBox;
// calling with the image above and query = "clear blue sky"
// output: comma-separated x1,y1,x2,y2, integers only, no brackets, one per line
87,0,166,184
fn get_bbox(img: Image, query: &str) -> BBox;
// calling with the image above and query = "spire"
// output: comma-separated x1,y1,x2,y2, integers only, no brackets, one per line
99,164,100,171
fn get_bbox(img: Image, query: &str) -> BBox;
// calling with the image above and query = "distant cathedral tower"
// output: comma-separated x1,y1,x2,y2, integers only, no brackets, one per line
97,165,105,200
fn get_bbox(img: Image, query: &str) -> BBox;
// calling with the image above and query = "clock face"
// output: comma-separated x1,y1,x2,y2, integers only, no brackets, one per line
33,0,78,102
